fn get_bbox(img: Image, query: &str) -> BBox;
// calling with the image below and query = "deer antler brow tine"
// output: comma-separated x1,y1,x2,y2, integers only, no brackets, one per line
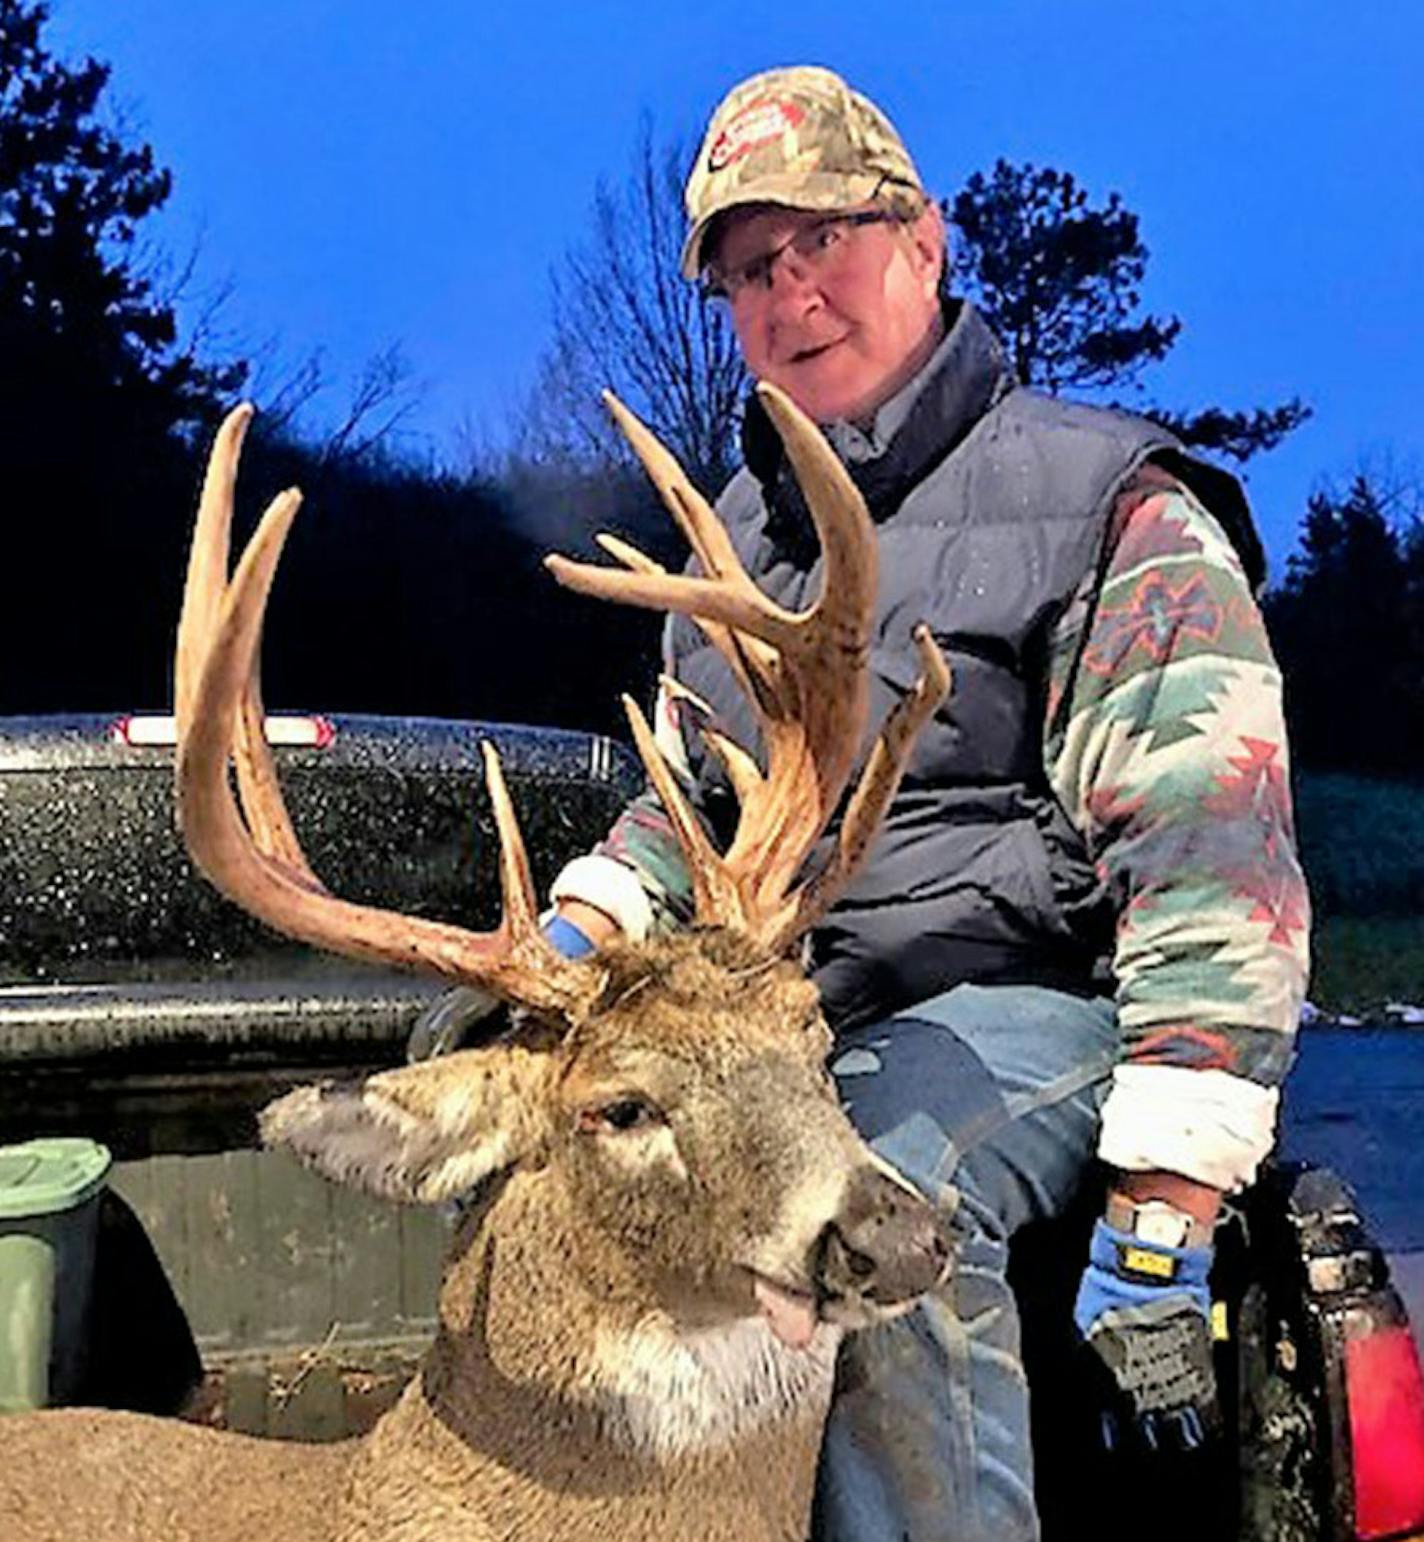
544,557,801,648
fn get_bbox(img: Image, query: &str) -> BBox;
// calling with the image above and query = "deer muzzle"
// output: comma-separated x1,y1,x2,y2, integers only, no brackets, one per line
814,1164,955,1320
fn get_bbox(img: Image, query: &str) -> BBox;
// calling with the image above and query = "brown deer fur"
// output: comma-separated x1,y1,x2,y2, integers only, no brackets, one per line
0,932,948,1540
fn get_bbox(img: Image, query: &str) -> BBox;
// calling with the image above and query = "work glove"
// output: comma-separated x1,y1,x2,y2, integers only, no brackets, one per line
406,913,597,1061
1072,1217,1220,1454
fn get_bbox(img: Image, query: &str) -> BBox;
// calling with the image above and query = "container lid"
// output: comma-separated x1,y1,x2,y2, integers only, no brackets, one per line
0,1138,112,1218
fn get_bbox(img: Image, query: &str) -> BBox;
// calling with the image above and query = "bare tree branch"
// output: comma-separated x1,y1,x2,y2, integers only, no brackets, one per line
320,342,421,467
514,117,747,494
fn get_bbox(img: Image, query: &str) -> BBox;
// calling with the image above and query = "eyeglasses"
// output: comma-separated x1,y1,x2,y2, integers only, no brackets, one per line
701,210,901,304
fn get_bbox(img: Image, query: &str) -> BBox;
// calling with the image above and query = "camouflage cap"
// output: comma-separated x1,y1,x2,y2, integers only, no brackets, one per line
681,66,925,280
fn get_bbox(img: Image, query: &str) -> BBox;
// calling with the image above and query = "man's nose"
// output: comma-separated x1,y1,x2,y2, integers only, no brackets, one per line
764,251,824,319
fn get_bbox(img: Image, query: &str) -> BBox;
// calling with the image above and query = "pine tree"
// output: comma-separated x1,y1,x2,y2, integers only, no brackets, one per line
948,160,1309,462
0,0,243,708
1264,477,1423,775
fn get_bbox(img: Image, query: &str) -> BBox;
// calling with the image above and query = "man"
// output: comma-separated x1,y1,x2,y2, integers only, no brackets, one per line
428,66,1309,1541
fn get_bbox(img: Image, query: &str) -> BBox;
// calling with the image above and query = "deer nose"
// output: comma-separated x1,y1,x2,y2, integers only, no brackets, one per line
815,1166,955,1307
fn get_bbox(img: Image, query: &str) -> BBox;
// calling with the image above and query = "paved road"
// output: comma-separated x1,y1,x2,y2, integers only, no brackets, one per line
1278,1024,1424,1337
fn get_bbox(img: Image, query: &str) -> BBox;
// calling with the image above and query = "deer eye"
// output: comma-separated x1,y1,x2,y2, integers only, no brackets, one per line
578,1097,661,1135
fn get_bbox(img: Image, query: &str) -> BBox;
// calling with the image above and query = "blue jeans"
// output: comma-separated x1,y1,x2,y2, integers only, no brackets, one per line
814,983,1119,1542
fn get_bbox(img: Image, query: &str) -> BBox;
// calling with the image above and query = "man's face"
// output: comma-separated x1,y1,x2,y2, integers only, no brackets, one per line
710,202,945,424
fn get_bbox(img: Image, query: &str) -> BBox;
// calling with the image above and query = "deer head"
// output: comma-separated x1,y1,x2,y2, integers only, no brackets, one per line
173,390,952,1449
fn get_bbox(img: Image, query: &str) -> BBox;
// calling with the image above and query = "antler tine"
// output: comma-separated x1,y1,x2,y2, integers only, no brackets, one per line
600,391,742,581
619,693,744,923
233,651,322,887
768,624,951,952
549,387,905,948
544,550,801,652
176,413,599,1021
478,739,544,940
177,405,321,889
594,534,774,722
546,391,809,653
176,404,250,734
753,384,878,653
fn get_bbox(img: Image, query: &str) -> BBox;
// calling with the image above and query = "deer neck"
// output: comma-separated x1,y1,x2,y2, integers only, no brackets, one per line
360,1166,837,1540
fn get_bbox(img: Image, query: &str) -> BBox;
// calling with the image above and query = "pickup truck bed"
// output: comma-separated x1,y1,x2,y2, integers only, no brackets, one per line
0,712,640,1432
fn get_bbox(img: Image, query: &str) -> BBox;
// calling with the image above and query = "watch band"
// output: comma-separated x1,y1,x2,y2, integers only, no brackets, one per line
1105,1192,1213,1250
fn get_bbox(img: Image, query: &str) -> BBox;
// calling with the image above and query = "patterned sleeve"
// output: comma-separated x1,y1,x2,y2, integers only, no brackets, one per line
1044,464,1310,1191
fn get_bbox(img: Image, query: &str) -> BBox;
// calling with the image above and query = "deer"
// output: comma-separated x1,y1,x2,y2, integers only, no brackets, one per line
0,382,954,1542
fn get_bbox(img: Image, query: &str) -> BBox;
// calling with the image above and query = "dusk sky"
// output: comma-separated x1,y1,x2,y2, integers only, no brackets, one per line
45,1,1424,575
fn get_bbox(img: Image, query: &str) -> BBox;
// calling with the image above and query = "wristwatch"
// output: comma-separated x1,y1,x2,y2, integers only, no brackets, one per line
1105,1192,1213,1250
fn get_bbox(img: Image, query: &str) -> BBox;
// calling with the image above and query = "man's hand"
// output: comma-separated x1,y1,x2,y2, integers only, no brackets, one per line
1073,1212,1219,1454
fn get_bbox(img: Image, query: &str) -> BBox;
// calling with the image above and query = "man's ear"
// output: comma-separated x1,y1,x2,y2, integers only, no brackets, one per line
908,199,947,297
260,1044,555,1205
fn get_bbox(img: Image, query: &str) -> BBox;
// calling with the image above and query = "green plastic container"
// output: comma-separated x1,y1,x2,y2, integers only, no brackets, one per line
0,1137,112,1412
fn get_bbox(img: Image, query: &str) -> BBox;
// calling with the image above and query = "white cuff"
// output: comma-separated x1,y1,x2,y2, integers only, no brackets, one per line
1096,1064,1281,1192
653,680,695,782
549,855,655,943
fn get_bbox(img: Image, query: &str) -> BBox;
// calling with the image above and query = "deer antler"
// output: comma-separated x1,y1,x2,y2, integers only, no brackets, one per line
173,405,600,1022
546,384,950,954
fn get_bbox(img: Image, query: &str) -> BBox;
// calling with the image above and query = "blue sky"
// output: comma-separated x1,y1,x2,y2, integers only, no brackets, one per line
45,0,1424,575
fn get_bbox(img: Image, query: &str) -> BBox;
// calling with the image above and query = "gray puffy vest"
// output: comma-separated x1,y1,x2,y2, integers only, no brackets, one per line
668,303,1262,1031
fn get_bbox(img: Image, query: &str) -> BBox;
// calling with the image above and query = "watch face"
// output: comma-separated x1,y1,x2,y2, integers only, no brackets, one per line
1135,1203,1192,1249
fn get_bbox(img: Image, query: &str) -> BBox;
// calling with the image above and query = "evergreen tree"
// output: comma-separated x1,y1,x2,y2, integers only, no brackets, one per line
948,160,1309,462
0,0,243,710
1264,477,1423,776
949,160,1180,393
0,1,241,428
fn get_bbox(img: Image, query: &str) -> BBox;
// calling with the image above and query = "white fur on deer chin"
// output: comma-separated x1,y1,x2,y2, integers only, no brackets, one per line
584,1314,841,1460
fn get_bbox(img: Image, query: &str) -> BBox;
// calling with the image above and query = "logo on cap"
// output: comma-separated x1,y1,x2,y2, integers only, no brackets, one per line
706,97,806,173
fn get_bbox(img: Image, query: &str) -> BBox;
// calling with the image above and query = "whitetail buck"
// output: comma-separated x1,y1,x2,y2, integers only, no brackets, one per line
0,385,953,1541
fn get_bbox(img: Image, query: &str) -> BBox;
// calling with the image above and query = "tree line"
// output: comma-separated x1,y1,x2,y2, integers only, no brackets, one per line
2,1,1419,779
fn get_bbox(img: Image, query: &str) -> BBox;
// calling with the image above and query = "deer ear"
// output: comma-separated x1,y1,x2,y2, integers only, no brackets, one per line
260,1044,555,1204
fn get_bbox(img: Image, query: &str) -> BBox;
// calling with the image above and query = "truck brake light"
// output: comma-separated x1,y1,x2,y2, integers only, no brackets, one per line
109,715,336,749
1347,1320,1424,1540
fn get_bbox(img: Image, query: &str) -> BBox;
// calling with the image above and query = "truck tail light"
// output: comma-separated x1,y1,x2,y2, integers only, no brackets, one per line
109,714,336,749
1276,1167,1424,1542
1347,1319,1424,1540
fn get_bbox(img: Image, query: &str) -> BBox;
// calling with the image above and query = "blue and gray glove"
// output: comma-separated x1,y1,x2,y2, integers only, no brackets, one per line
1073,1217,1220,1453
406,913,597,1061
